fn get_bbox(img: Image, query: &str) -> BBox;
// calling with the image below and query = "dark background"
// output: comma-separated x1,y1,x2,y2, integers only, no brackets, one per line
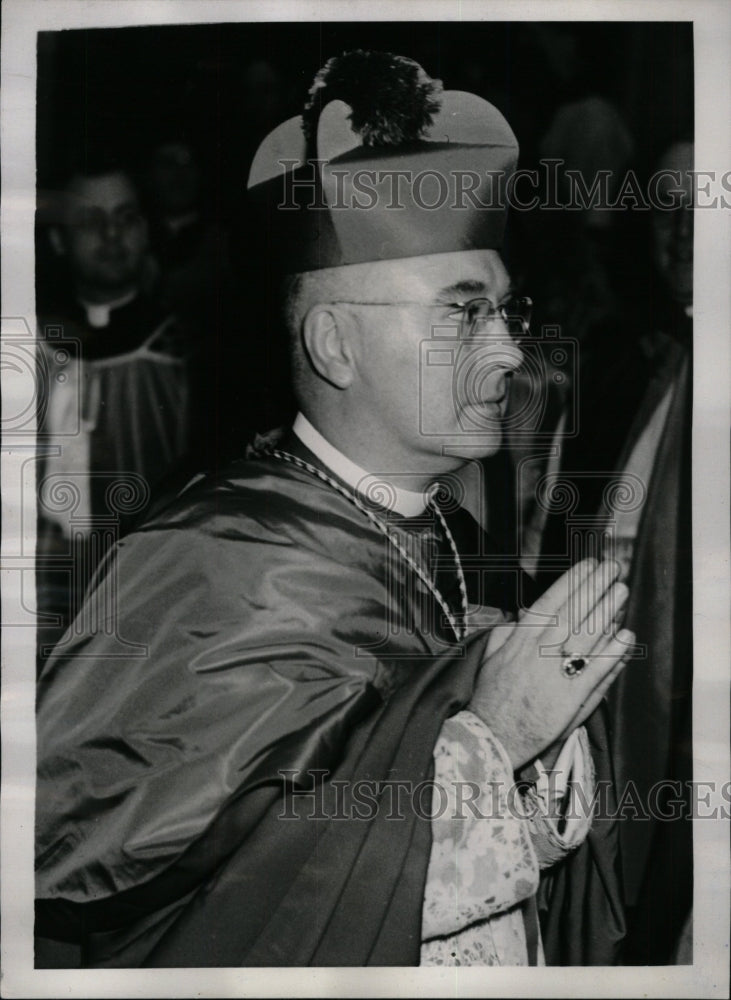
37,21,693,195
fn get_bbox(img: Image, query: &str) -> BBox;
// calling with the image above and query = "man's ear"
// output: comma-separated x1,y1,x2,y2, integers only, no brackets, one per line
301,304,356,389
48,226,66,256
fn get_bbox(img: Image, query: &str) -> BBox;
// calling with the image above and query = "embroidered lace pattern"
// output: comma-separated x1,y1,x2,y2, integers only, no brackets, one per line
420,712,593,966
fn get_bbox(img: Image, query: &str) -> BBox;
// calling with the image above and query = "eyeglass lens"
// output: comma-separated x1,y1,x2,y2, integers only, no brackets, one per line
466,297,532,337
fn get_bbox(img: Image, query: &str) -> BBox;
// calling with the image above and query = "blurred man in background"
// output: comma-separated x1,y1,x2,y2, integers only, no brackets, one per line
36,154,193,660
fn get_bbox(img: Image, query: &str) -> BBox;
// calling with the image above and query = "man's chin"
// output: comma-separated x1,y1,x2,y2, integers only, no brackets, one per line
455,405,505,443
90,265,138,289
427,428,504,462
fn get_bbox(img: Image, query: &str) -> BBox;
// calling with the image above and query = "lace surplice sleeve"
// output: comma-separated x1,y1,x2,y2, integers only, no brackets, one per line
420,711,595,965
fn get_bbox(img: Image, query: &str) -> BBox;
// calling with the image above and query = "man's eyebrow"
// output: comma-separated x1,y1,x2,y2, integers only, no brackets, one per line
435,279,512,303
435,280,485,301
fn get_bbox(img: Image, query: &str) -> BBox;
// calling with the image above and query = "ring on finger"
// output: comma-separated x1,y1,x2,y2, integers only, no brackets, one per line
561,652,591,679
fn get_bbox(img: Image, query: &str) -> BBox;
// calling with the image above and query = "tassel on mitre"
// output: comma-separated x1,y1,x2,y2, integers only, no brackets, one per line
302,49,443,148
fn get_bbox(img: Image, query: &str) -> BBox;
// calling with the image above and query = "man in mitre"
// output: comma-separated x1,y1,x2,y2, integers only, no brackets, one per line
35,51,631,968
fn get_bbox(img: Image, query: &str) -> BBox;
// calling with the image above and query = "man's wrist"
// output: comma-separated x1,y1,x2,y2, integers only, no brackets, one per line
466,696,522,771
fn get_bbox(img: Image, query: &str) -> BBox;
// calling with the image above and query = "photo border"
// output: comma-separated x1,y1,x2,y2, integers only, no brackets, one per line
2,1,729,996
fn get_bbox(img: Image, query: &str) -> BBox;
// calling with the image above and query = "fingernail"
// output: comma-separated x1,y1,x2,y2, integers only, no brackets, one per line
617,628,634,643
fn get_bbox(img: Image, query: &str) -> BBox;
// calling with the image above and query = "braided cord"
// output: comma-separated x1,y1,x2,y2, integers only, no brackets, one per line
262,446,467,642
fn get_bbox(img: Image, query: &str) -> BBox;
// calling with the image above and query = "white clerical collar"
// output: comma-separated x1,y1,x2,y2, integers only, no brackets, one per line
293,412,430,517
78,289,138,329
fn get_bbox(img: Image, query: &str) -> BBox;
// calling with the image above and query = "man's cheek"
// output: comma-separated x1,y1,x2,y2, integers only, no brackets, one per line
67,239,94,269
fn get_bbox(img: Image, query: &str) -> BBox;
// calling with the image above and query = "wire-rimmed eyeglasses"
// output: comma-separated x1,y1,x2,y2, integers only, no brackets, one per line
326,296,532,339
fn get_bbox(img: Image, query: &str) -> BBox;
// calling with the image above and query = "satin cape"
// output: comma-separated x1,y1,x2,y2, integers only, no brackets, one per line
35,445,624,966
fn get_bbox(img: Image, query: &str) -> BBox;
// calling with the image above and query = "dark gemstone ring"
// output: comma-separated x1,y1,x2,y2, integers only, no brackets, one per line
561,653,589,678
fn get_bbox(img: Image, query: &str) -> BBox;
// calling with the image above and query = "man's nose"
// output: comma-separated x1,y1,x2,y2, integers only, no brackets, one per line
483,316,525,372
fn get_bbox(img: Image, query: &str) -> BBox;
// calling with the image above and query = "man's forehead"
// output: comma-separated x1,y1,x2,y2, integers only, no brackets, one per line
324,249,509,299
64,172,138,212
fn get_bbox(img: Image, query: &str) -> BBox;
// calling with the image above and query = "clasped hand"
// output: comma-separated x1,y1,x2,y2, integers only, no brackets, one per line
469,558,634,770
